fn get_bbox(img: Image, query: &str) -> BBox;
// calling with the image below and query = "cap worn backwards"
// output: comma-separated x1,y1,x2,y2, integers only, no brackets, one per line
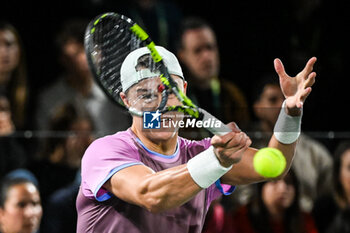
120,46,184,92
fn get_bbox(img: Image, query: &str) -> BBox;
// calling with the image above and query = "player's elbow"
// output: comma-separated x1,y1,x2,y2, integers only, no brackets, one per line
137,180,169,213
142,197,166,213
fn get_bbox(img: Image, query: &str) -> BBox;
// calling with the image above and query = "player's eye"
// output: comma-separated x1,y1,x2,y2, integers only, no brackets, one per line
141,93,158,103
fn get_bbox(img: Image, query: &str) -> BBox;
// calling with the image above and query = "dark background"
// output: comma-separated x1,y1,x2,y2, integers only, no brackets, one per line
1,0,348,149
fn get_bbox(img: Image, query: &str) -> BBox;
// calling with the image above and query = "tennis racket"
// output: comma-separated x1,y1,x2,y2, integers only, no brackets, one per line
84,12,231,136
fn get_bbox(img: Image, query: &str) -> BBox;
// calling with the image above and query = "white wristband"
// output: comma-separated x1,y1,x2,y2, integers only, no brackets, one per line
187,146,233,189
273,100,302,144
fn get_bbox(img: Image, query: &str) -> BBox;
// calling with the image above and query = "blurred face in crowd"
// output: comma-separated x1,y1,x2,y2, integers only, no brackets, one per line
262,174,296,214
0,29,20,80
254,84,284,127
0,182,42,233
0,96,14,136
64,117,94,168
178,27,219,83
61,40,90,80
340,149,350,201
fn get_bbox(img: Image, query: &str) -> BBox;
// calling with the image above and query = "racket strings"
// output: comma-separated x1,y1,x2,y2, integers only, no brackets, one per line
91,15,142,100
101,20,130,95
86,13,188,115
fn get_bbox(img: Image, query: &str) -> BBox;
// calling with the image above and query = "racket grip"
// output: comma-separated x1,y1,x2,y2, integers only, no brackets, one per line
199,108,232,136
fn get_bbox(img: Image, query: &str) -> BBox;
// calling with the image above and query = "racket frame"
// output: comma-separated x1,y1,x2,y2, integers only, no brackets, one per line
85,12,231,135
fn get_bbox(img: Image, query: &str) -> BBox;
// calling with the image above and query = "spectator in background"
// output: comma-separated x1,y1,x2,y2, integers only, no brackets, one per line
38,103,94,233
228,74,332,212
35,18,130,136
30,102,94,202
0,93,27,180
40,170,81,233
224,170,318,233
253,75,332,212
0,21,29,130
176,17,250,139
121,0,182,52
0,171,42,233
0,94,14,136
313,141,350,233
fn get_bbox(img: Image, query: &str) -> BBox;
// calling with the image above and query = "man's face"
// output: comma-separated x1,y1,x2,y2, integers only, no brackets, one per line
125,75,185,112
122,75,186,141
179,27,219,82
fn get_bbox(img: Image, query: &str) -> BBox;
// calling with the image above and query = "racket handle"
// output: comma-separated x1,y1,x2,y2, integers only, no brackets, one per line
199,108,232,136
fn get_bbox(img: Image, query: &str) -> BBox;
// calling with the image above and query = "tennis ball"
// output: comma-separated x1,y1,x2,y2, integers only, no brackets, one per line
253,148,286,178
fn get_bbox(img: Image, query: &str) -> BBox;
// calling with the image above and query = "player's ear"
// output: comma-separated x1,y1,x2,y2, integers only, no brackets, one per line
120,92,130,108
183,80,188,95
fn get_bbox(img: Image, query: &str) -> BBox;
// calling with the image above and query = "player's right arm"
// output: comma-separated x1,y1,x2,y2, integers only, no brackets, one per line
104,164,202,213
102,128,249,213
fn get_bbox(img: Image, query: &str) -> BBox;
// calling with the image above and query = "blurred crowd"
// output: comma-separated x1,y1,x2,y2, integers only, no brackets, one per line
1,0,349,233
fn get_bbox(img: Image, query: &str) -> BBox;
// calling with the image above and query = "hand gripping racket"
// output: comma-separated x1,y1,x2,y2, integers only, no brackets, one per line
84,12,231,136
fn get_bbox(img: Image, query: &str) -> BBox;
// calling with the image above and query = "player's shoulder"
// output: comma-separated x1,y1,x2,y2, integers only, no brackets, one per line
84,130,136,158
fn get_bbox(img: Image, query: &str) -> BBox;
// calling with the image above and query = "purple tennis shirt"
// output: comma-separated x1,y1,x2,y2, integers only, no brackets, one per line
76,129,234,233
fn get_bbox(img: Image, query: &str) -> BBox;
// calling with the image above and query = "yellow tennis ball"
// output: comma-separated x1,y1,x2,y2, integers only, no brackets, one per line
253,148,286,178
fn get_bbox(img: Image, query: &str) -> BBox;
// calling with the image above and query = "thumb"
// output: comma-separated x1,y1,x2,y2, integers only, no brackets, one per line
274,58,288,79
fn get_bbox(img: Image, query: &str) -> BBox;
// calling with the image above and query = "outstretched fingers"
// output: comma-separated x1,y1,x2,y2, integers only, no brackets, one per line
300,57,317,78
298,87,312,108
274,58,289,79
303,72,316,89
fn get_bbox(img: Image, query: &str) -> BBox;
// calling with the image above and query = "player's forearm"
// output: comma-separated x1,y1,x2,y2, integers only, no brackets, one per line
268,134,297,177
135,164,201,213
221,102,301,185
269,100,302,176
220,137,297,186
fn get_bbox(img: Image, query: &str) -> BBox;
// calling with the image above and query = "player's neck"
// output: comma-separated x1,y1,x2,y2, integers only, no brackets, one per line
131,125,178,156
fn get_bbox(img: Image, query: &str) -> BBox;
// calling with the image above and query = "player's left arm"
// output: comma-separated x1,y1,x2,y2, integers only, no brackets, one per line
220,57,317,186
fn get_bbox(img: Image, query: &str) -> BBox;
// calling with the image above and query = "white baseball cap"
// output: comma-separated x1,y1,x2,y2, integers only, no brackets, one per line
120,46,184,92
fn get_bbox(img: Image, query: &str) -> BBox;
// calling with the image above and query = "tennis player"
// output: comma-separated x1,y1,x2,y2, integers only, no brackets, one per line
76,46,316,233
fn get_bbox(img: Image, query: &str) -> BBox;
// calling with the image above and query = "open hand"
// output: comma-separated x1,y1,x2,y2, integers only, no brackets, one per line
274,57,317,115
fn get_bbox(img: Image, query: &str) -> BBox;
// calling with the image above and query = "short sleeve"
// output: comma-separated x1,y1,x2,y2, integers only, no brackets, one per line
81,133,143,201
